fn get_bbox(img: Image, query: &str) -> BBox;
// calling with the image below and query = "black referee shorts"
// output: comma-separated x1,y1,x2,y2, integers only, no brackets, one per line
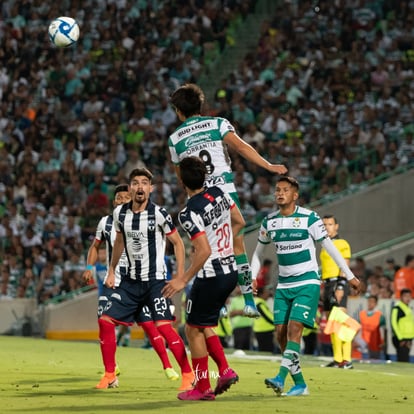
322,277,348,311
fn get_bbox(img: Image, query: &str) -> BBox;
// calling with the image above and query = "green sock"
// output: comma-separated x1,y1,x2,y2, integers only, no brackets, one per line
287,341,305,385
278,352,294,382
278,341,304,383
235,253,255,306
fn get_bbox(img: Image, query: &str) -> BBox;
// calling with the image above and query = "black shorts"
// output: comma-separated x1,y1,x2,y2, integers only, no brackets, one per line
186,272,238,327
98,278,174,324
322,277,348,311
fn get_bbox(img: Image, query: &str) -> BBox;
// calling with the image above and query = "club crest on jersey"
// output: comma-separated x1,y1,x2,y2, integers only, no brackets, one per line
292,217,301,228
268,231,277,240
148,218,155,231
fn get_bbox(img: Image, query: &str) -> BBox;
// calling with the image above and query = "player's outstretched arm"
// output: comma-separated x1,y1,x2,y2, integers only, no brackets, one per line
224,131,288,175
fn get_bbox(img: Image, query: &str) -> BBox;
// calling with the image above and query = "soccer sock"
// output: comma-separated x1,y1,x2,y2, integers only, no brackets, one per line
331,333,343,362
342,340,352,362
288,341,305,386
140,321,172,369
278,341,305,385
206,334,229,375
157,323,192,374
235,253,255,306
98,318,117,373
192,355,211,392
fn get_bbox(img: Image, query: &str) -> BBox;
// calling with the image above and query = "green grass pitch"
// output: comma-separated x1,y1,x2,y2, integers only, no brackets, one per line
1,336,413,413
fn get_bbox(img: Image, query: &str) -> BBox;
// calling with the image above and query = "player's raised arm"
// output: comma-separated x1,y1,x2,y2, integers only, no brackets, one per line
224,131,287,175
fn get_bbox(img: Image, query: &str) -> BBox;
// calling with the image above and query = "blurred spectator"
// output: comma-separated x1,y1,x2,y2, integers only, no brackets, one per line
123,148,146,178
384,257,400,280
229,286,253,351
397,130,414,164
234,169,252,203
232,97,255,134
61,216,82,246
393,254,414,299
391,288,414,362
238,192,257,227
60,136,82,170
12,175,28,205
36,261,60,304
65,176,88,217
0,265,14,300
242,123,266,151
253,286,275,353
255,259,273,290
252,175,275,216
85,186,109,219
150,175,175,211
20,226,42,256
358,295,386,360
80,151,104,176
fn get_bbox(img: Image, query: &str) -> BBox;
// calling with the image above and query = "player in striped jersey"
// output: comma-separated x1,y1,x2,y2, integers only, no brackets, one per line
168,83,288,319
94,172,194,390
251,176,360,396
83,184,130,291
163,156,244,401
83,184,180,384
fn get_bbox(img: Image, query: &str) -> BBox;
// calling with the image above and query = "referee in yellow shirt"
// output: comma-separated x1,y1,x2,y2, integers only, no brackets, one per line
320,214,353,369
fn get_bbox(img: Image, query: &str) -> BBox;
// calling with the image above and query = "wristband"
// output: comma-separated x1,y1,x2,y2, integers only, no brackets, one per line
86,264,94,271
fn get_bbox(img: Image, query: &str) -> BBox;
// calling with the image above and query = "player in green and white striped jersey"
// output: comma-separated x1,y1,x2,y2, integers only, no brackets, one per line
168,83,287,318
251,176,360,396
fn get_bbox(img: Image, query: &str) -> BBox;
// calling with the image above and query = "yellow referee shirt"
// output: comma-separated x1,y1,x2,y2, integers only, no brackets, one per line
320,238,351,280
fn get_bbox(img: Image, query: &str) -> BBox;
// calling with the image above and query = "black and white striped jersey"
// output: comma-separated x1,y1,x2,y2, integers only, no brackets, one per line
113,200,176,281
178,186,237,279
94,214,128,285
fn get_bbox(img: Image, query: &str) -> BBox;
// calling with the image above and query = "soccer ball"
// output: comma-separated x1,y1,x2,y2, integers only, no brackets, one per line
48,16,80,48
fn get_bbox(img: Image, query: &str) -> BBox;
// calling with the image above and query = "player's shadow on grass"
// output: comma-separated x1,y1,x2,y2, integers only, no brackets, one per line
15,376,96,385
9,394,280,413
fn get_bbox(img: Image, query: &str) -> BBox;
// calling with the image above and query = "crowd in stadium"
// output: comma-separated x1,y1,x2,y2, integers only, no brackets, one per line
0,0,413,304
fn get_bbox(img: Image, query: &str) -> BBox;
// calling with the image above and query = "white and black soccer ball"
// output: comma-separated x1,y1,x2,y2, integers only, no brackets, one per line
48,16,80,48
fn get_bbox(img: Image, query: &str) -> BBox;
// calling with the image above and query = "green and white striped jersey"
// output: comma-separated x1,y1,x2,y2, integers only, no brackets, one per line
168,115,236,194
257,206,327,288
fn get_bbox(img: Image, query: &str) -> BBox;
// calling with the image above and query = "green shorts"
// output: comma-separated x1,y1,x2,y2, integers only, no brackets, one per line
229,191,240,208
273,283,320,329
